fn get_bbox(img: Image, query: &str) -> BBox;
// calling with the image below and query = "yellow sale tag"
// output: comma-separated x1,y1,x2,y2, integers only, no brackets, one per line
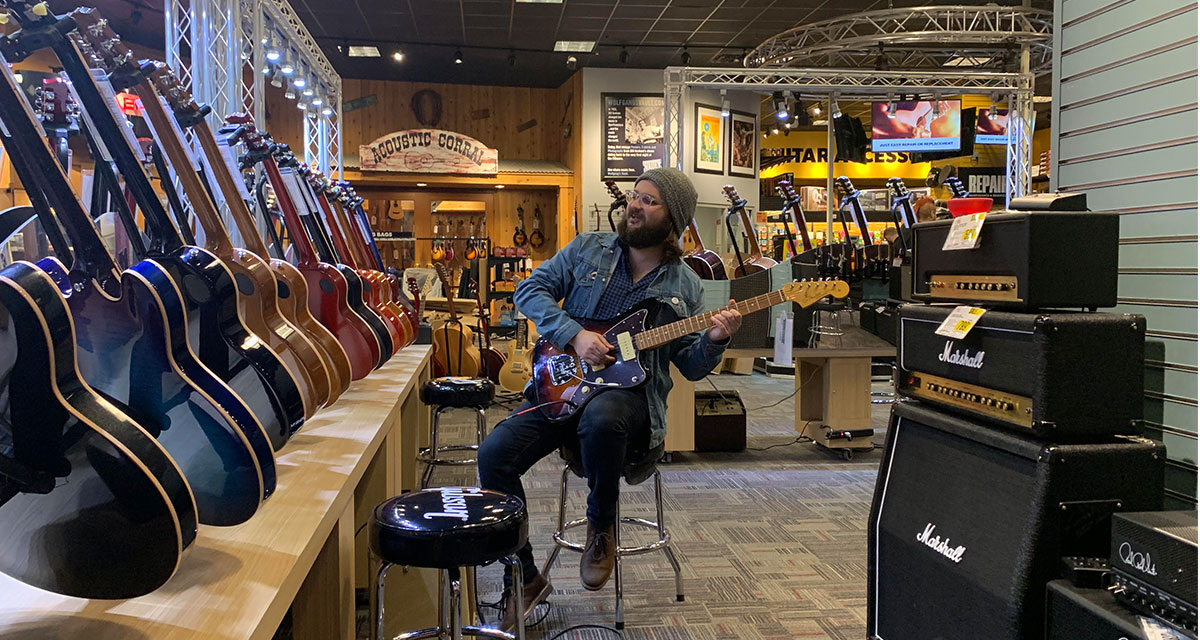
935,306,987,339
942,212,987,251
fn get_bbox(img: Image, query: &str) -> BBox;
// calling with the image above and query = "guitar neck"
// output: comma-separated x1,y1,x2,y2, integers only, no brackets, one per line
315,187,361,269
0,53,119,288
261,156,322,266
840,193,873,246
282,166,342,265
194,120,274,258
784,197,814,251
136,83,234,257
736,204,765,260
352,202,389,271
53,36,185,255
634,288,790,351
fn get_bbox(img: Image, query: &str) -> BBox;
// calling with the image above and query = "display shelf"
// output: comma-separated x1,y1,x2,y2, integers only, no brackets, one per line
0,346,435,640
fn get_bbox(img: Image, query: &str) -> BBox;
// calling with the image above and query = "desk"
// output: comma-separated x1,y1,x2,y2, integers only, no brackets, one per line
0,345,434,640
670,328,894,459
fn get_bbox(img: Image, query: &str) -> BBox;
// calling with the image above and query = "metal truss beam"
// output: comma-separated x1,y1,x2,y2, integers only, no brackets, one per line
746,5,1053,75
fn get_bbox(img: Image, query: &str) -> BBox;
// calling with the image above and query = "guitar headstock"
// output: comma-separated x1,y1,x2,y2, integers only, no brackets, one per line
432,261,459,320
834,176,858,198
34,77,78,128
722,185,746,209
775,179,799,202
944,176,969,198
143,63,210,124
604,180,626,205
781,279,851,307
887,177,909,198
69,8,145,85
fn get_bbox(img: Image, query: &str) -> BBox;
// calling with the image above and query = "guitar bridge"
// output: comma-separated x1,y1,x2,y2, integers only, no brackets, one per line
548,354,579,386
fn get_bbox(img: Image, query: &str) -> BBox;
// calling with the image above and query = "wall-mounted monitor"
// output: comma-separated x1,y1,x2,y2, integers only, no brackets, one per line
870,100,962,152
976,108,1010,145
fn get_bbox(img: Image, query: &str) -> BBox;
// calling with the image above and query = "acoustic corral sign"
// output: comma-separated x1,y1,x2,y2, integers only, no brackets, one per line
359,129,499,174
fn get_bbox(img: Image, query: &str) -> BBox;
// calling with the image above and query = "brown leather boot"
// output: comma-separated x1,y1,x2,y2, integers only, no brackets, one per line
580,521,616,591
500,571,552,632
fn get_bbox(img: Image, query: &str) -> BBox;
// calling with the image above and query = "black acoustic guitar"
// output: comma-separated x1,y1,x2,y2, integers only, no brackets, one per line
0,23,273,525
55,10,305,448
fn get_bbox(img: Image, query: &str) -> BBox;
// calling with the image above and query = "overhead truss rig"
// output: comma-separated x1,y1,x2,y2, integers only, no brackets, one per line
662,66,1035,206
166,0,342,178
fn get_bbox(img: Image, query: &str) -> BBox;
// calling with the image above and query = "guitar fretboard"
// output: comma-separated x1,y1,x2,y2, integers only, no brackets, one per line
634,289,790,351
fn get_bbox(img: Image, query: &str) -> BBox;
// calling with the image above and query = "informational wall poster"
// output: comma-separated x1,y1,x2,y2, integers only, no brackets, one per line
601,93,665,179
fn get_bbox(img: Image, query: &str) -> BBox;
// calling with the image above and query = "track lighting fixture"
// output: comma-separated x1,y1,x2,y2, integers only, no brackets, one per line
989,92,999,119
566,55,577,70
931,92,942,118
887,93,897,118
321,105,333,117
720,89,729,118
773,91,788,121
392,50,404,62
680,46,690,66
284,86,296,100
619,46,629,64
454,48,463,64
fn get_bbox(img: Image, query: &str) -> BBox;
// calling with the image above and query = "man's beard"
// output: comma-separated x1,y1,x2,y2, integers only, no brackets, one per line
617,211,673,249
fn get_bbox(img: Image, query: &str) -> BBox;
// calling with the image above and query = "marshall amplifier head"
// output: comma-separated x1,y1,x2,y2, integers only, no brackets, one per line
868,402,1164,640
1109,511,1197,636
911,211,1118,310
897,304,1145,439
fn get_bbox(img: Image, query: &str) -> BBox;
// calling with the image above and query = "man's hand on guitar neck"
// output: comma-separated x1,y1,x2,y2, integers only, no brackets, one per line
707,299,743,344
570,330,616,367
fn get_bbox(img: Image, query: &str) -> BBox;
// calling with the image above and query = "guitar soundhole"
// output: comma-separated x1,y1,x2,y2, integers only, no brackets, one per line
182,274,211,303
234,273,255,296
277,280,291,299
319,279,335,295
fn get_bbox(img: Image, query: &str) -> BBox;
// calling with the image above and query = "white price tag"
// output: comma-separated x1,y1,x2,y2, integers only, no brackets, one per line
934,305,987,340
942,212,987,251
215,137,254,200
90,70,146,162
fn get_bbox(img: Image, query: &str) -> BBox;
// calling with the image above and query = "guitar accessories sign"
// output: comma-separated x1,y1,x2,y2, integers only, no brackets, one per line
359,129,499,174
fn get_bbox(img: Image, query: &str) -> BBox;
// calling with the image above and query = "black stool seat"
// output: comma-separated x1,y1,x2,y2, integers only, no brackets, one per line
562,441,665,486
370,487,527,569
421,377,495,408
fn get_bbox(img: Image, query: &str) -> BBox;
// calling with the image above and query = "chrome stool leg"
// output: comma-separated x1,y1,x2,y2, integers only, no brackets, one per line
614,496,624,631
540,465,572,577
655,471,684,601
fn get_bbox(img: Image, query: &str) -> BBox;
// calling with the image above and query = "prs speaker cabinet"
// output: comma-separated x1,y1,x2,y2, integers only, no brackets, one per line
897,304,1145,439
867,402,1164,640
911,211,1118,310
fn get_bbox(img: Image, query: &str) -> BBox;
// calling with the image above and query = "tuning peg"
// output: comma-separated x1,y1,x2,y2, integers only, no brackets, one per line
31,2,48,16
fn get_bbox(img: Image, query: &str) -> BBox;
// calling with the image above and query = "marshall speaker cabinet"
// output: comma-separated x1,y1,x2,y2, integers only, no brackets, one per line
867,402,1164,640
910,211,1118,310
896,304,1145,439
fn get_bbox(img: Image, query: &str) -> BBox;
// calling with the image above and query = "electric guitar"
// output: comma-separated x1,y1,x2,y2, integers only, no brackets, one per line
33,76,77,170
531,280,849,421
62,17,305,450
835,176,888,275
776,180,815,253
431,217,446,262
498,308,534,394
341,181,421,340
234,118,383,380
475,294,506,384
464,218,479,260
723,185,777,278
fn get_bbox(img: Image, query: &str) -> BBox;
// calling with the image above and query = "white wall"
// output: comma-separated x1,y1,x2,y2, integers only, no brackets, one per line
580,67,761,234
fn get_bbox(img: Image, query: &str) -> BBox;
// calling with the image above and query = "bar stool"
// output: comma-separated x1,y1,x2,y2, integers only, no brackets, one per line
807,302,846,348
369,487,528,640
541,440,683,630
418,377,494,488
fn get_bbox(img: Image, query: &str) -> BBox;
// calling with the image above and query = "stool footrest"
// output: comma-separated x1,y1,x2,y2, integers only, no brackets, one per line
551,516,672,556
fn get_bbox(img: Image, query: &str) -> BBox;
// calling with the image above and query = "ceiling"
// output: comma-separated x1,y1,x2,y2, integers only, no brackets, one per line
59,0,1053,90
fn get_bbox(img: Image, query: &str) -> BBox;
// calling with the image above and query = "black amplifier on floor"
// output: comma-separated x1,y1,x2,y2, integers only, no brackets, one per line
867,401,1164,640
1110,510,1198,637
896,304,1145,439
1046,580,1149,639
694,390,746,452
911,211,1119,310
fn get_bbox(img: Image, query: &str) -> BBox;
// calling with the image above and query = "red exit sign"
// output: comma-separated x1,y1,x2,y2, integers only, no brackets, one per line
114,92,142,117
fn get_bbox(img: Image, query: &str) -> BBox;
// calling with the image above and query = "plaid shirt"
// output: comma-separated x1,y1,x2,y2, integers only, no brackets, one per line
593,243,665,320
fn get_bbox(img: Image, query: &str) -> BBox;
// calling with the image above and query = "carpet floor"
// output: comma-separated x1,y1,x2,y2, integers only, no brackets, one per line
418,369,894,640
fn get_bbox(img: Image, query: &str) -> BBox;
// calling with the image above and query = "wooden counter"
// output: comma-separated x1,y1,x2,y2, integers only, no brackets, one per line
0,345,433,640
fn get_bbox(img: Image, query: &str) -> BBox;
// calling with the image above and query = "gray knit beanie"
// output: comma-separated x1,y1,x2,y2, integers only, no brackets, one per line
636,167,697,236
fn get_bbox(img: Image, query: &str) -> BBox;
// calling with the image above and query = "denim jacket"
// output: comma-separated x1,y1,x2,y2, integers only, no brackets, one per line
514,232,728,446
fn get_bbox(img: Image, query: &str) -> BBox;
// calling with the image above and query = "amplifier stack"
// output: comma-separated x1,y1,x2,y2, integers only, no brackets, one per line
867,187,1174,640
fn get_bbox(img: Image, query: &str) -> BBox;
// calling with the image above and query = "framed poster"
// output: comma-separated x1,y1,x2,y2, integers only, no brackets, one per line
601,93,665,179
693,103,725,175
727,109,757,178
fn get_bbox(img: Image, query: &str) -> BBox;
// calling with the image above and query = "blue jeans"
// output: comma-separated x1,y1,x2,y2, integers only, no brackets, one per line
478,387,650,583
